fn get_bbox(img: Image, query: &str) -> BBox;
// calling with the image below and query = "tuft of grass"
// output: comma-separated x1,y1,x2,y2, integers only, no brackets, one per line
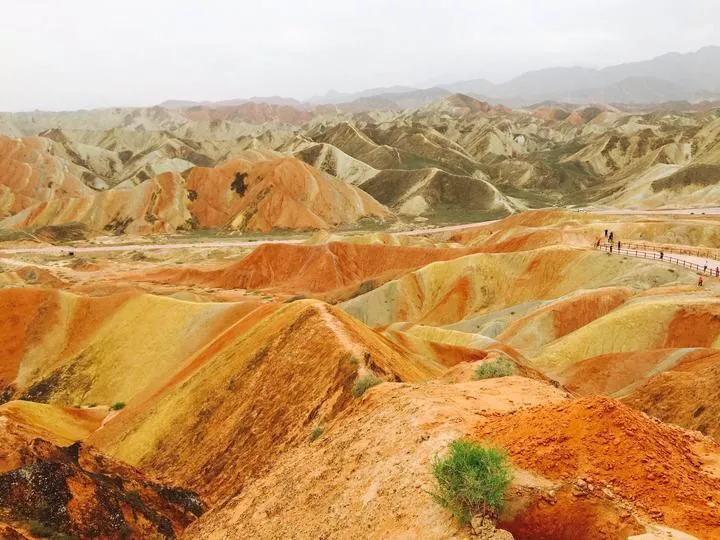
351,375,382,397
430,439,512,526
309,425,324,442
473,357,515,380
110,401,126,411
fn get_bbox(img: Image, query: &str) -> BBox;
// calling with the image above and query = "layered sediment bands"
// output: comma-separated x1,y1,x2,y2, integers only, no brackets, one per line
88,300,442,503
135,241,479,298
186,156,390,231
340,247,691,327
0,138,391,234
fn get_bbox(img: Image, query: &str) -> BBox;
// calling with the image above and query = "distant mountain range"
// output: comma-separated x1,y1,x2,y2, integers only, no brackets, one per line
161,46,720,111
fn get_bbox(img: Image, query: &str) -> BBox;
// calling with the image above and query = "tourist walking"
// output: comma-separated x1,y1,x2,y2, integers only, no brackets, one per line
698,275,704,287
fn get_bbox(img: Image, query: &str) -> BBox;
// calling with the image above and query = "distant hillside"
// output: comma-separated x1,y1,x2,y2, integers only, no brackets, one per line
156,46,720,111
442,46,720,105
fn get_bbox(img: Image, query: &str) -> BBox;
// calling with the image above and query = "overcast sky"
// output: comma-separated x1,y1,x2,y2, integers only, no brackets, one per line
1,0,718,111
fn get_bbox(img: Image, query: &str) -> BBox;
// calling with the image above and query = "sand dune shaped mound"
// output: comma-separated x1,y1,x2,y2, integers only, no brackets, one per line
0,288,262,407
0,136,93,217
341,247,691,327
89,300,443,504
617,349,720,440
184,377,568,539
478,397,720,539
496,287,633,357
0,402,203,538
2,171,193,234
561,347,720,440
0,150,390,234
310,122,404,170
139,241,478,298
532,297,720,376
292,141,379,185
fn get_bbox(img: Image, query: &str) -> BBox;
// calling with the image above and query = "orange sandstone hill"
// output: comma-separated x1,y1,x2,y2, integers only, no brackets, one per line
135,241,479,300
0,136,93,217
186,156,390,231
0,137,391,234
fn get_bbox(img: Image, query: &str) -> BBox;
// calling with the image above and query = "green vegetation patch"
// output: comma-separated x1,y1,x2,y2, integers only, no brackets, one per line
431,439,512,526
351,375,382,397
309,425,325,442
474,357,516,380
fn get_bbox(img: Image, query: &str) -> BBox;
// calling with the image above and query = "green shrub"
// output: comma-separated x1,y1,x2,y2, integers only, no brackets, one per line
473,357,515,380
110,402,126,411
351,375,382,397
309,425,324,442
431,439,512,526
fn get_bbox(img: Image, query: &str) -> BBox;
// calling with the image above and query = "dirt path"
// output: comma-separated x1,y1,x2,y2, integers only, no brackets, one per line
0,221,500,256
594,207,720,216
0,207,717,256
316,304,364,358
599,244,720,277
0,238,307,256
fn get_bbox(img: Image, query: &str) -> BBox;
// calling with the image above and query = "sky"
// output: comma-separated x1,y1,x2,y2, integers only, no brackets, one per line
1,0,718,111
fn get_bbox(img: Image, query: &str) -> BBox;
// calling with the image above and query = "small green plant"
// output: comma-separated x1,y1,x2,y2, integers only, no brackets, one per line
351,375,382,397
430,439,512,526
473,357,515,380
87,403,98,408
309,425,324,442
111,402,126,411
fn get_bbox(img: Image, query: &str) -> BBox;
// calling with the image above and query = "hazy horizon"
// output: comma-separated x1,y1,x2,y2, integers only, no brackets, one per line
2,0,718,112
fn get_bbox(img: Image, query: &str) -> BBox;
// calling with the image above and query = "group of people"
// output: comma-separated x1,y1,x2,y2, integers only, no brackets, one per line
597,229,619,252
596,229,719,285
